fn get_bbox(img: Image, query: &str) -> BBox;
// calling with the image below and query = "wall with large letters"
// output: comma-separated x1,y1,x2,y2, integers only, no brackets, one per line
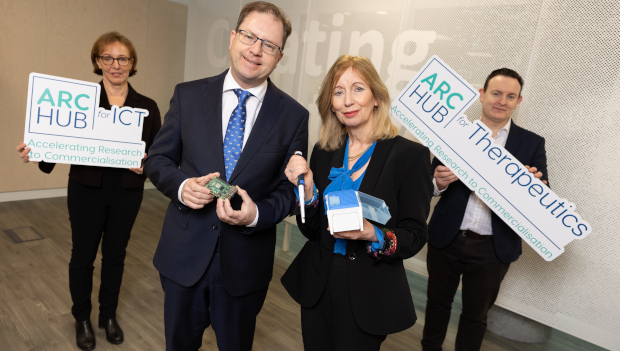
0,0,187,193
184,0,620,349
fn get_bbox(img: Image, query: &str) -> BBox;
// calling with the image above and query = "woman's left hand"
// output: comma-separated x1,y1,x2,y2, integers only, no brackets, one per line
331,218,379,242
129,153,147,175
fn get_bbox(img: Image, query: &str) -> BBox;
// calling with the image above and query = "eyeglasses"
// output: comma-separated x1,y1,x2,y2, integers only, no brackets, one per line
98,55,133,67
236,30,282,56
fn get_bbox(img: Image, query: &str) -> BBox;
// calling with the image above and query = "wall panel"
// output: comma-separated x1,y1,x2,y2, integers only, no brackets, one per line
144,0,188,120
0,0,72,191
496,0,620,346
0,0,187,193
184,0,240,82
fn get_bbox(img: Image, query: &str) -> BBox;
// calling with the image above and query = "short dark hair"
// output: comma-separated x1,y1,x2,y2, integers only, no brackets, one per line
235,1,292,50
91,32,138,77
483,68,524,95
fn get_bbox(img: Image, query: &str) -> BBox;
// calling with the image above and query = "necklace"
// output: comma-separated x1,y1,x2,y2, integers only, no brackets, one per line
348,144,372,160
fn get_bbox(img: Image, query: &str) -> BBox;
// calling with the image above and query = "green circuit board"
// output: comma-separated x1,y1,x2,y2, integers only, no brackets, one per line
205,176,237,200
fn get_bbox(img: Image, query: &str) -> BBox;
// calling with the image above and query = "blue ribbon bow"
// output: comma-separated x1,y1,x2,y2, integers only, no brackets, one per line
323,139,376,214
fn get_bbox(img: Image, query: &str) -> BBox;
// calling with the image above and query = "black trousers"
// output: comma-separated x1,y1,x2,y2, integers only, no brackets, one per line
301,254,387,351
67,175,143,322
421,232,510,351
159,242,269,351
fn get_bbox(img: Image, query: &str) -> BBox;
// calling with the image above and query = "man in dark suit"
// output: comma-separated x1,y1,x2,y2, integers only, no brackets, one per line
421,68,549,351
144,2,308,350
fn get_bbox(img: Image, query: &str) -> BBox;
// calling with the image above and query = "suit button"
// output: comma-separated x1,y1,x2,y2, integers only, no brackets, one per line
212,225,218,230
349,253,356,261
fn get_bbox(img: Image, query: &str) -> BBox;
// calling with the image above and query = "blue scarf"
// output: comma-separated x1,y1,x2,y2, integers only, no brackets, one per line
324,138,376,254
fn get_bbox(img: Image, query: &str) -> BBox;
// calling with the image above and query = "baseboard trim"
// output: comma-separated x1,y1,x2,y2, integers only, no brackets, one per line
0,188,68,203
0,182,156,203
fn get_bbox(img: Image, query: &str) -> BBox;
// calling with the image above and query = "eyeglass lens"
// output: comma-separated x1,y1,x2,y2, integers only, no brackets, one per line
100,56,131,66
237,31,280,55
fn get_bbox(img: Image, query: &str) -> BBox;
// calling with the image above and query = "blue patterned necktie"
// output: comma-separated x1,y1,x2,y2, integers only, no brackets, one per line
224,89,252,181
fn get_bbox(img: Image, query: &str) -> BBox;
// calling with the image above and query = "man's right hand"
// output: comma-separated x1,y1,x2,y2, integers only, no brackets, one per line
434,165,458,190
181,172,220,209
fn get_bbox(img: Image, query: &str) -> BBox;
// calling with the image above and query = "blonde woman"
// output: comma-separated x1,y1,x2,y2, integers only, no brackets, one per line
281,55,433,350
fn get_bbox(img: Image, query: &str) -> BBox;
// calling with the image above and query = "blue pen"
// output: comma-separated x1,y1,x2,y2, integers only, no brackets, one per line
295,151,305,223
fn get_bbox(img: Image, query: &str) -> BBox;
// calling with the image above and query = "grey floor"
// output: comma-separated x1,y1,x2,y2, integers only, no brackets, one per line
0,189,606,350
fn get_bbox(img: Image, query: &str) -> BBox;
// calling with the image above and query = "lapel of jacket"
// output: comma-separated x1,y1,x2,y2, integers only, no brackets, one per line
202,71,227,177
228,78,284,183
330,141,346,170
504,120,524,155
358,138,395,196
322,142,345,251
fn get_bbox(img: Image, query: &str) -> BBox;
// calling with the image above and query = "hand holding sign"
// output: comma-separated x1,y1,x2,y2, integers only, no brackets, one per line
128,153,147,175
16,142,37,164
434,165,458,190
524,165,547,185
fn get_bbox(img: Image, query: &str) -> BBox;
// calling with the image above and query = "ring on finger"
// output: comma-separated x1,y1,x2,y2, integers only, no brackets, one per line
289,168,294,173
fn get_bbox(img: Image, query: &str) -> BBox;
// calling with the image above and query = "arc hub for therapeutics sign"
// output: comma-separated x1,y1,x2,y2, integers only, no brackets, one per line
23,73,149,168
391,56,591,261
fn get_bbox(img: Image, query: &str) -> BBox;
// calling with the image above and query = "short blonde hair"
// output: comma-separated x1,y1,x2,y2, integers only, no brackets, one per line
317,55,399,151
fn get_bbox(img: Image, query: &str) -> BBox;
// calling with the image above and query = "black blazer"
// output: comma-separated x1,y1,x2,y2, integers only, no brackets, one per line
281,136,433,336
38,82,162,188
428,121,549,263
144,70,309,295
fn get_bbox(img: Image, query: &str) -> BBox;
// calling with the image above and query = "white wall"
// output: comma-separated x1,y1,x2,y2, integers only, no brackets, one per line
0,0,187,194
184,1,620,349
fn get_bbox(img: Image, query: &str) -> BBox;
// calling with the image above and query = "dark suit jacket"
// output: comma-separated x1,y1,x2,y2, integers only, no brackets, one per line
428,121,549,263
38,82,162,188
144,70,309,296
281,136,433,335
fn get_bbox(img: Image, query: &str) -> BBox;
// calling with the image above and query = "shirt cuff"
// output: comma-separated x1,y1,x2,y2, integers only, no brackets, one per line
294,183,318,206
178,178,189,205
433,178,448,196
370,225,386,252
246,205,259,227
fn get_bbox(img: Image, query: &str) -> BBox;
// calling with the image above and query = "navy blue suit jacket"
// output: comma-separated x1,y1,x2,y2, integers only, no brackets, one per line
144,70,309,296
427,121,548,263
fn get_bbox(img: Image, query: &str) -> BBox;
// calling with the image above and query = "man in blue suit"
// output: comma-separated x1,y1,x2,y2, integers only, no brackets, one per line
144,2,308,350
421,69,549,351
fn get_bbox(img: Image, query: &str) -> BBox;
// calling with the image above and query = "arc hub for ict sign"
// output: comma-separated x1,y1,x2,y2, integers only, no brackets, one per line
23,73,149,168
324,190,391,235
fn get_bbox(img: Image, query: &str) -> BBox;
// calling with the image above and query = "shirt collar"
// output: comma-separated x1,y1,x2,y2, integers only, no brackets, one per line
223,69,268,102
481,118,511,137
500,118,511,135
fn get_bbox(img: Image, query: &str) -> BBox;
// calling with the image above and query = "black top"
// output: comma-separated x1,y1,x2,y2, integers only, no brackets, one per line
281,136,433,335
38,81,162,188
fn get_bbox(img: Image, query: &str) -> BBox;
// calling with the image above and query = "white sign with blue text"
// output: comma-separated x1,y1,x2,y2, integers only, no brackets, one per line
391,56,591,261
23,73,149,168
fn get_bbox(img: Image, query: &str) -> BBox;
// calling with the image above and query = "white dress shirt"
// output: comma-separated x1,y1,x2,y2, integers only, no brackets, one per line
433,119,511,235
178,69,268,227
